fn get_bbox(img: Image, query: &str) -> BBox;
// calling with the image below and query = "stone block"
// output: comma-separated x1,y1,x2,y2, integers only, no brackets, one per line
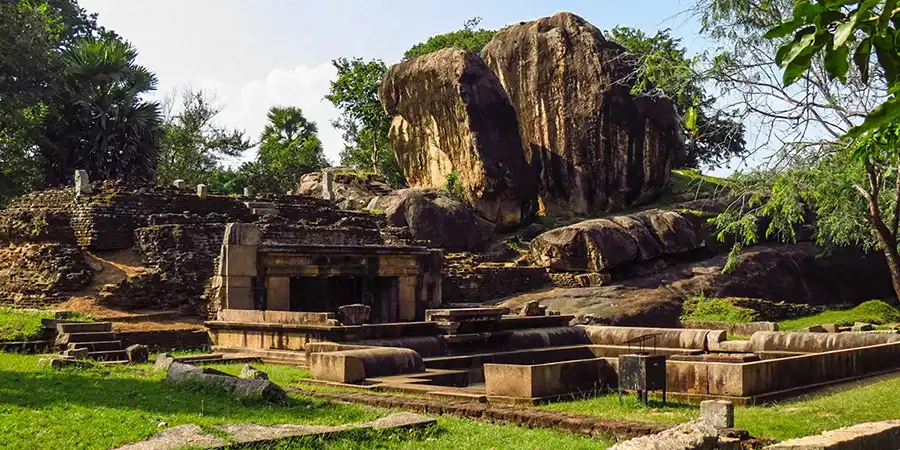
223,223,262,246
243,187,254,197
700,400,734,429
39,357,91,369
126,344,149,363
173,179,186,189
309,347,424,383
74,170,91,195
801,325,828,333
852,322,874,332
222,246,258,277
240,364,268,380
63,348,89,359
263,310,335,325
338,304,371,325
485,358,609,399
265,277,290,311
218,309,265,323
520,300,547,317
154,353,175,371
196,184,208,198
822,323,840,333
166,362,285,403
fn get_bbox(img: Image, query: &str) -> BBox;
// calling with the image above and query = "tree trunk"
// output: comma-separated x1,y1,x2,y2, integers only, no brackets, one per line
371,138,379,175
860,159,900,300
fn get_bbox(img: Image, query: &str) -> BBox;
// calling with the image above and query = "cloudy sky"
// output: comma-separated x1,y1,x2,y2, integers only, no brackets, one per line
78,0,702,166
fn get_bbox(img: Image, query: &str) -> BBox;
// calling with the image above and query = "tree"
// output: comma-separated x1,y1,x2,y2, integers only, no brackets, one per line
40,37,162,185
156,89,252,186
325,57,403,184
709,1,900,301
255,106,329,193
403,17,495,60
607,26,747,169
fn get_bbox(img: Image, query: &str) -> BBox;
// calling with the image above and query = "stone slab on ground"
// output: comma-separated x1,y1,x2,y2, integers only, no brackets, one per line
609,421,720,450
166,362,286,403
114,413,435,449
765,420,900,449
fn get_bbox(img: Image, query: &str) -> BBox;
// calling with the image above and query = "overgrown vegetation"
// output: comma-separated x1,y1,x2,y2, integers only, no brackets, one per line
667,168,734,198
779,300,900,331
0,308,91,342
681,296,759,323
445,170,467,204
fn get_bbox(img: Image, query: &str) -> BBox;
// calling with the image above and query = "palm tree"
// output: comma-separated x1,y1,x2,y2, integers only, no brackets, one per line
41,38,162,185
256,106,329,192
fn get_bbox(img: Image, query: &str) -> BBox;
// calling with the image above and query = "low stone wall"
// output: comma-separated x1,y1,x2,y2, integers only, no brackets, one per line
442,264,551,304
118,330,209,351
681,320,778,337
217,309,336,325
309,347,425,383
485,358,612,399
582,326,713,350
766,420,900,449
749,331,900,353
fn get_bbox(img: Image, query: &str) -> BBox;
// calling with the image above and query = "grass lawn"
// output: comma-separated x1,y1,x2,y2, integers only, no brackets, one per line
0,353,610,449
0,307,91,342
541,373,900,442
779,300,900,331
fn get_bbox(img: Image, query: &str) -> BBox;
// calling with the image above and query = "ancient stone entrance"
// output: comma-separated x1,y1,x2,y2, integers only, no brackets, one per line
288,276,400,323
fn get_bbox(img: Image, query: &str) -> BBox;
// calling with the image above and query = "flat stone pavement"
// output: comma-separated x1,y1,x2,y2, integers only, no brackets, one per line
115,412,436,450
292,388,671,441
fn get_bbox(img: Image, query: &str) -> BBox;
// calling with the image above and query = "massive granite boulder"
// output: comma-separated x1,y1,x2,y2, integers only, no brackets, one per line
367,188,492,251
481,12,685,216
380,48,537,228
296,169,393,210
530,211,701,272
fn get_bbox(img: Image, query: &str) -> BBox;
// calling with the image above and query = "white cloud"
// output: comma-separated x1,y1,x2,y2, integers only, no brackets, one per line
158,62,344,167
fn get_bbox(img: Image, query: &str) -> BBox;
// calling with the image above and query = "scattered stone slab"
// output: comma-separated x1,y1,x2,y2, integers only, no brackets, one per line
116,424,226,450
800,325,827,333
851,322,874,332
154,353,175,371
609,421,720,450
63,348,89,359
821,323,839,333
39,357,92,369
126,344,149,363
166,362,285,403
114,413,436,450
240,364,268,380
700,400,734,429
765,419,900,449
520,300,547,317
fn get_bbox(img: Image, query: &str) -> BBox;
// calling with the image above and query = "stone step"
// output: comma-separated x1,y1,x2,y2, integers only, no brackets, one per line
88,350,128,361
60,332,118,343
57,322,113,334
68,340,122,352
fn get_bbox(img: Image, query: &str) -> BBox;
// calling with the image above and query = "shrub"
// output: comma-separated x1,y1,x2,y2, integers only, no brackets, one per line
445,170,467,204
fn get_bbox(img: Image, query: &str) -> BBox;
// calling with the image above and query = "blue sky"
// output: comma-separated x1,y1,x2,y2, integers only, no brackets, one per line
78,0,707,167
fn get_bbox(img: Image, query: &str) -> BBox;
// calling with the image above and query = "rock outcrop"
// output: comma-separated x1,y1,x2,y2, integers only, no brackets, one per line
296,169,393,210
481,12,684,216
368,188,492,251
380,48,537,228
530,211,701,272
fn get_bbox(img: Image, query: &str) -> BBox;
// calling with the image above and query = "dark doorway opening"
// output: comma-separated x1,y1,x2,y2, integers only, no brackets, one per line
289,276,399,323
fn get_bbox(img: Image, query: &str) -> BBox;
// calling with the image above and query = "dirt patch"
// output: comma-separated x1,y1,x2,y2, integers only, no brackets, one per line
74,249,150,296
112,320,205,332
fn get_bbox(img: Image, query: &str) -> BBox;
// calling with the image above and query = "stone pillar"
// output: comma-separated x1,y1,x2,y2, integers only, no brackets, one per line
322,170,335,202
173,179,186,189
700,400,734,429
217,223,262,310
266,277,290,311
74,170,91,196
243,187,254,197
398,276,418,321
197,184,208,198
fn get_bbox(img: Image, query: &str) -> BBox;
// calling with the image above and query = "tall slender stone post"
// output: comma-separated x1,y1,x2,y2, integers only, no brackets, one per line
74,170,91,196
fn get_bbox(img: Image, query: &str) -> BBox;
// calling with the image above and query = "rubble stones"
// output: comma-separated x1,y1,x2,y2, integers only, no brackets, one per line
240,364,269,380
338,304,371,325
126,344,150,363
609,421,720,450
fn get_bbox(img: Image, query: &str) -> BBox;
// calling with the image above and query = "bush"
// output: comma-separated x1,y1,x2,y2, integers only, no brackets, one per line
681,296,759,323
445,170,466,204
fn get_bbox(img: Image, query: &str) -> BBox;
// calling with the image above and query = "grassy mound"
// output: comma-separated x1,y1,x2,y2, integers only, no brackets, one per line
779,300,900,331
681,296,759,324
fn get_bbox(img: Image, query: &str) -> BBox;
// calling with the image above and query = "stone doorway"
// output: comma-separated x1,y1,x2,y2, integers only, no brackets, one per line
289,276,400,323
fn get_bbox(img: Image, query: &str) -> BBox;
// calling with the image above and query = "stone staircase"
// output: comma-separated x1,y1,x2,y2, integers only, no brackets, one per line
56,322,128,362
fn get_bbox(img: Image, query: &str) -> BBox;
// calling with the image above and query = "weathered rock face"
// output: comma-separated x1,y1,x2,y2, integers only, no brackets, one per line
530,210,701,272
296,170,393,211
380,48,537,228
368,188,492,251
481,12,684,216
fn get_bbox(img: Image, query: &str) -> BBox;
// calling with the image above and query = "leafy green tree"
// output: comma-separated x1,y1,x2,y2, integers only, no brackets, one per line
325,57,404,185
255,106,329,193
156,89,252,186
710,1,900,299
40,37,162,184
608,26,746,169
403,17,495,60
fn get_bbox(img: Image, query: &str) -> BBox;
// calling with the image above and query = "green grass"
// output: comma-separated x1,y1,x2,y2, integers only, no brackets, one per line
681,296,759,324
0,353,610,449
668,168,734,197
779,300,900,331
542,373,900,442
0,308,92,342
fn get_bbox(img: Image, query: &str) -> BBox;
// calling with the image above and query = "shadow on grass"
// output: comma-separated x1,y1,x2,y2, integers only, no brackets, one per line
0,367,369,426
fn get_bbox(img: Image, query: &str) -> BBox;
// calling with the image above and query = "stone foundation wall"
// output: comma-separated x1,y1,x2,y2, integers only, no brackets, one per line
0,243,92,307
442,263,551,304
118,329,209,351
